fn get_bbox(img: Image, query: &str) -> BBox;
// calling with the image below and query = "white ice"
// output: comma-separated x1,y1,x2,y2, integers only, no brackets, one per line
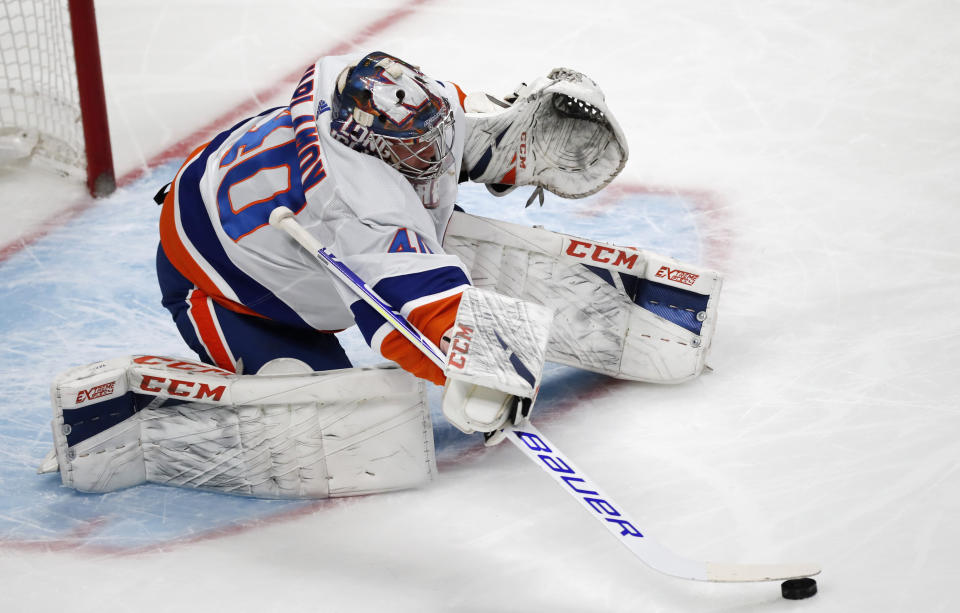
1,0,958,611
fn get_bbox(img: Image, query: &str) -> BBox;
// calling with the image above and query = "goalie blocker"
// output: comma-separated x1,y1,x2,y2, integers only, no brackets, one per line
40,356,436,498
441,287,553,445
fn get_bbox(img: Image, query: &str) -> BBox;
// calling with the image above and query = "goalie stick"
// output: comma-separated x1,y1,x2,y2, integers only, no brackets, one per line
268,206,821,584
505,424,819,582
268,207,446,368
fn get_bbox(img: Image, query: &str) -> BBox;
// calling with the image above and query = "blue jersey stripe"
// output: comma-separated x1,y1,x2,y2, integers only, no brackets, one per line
350,266,470,344
172,115,313,329
373,266,470,310
350,301,387,345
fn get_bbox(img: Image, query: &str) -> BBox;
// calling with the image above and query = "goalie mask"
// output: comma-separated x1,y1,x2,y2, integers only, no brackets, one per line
331,51,456,208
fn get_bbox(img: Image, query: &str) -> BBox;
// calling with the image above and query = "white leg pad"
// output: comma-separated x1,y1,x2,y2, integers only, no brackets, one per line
45,356,436,498
443,212,722,383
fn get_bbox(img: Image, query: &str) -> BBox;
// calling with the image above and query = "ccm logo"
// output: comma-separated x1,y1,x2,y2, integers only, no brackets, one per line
139,376,226,401
655,266,699,286
447,324,474,370
518,132,527,169
564,239,639,271
75,382,116,404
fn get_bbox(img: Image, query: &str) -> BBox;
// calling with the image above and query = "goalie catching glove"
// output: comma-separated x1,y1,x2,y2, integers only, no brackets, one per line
441,287,553,445
462,67,629,205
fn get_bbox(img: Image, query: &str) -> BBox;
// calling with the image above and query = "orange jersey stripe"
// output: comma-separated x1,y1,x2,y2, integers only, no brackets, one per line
187,289,236,372
381,330,445,385
159,143,264,320
407,292,462,346
380,292,463,385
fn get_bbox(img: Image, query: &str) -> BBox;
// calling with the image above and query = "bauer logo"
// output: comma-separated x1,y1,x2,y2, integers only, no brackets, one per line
655,266,699,286
75,381,116,404
513,429,643,538
563,238,639,272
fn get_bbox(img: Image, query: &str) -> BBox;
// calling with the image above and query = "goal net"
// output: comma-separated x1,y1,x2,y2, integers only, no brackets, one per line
0,0,114,196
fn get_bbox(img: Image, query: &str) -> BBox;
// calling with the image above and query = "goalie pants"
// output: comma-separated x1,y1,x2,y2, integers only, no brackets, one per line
156,245,352,374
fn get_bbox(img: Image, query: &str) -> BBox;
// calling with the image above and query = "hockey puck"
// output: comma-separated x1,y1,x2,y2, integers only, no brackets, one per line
781,577,817,600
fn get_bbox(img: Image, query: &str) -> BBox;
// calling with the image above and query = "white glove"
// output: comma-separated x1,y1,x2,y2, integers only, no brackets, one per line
441,378,534,446
439,287,551,445
463,67,629,204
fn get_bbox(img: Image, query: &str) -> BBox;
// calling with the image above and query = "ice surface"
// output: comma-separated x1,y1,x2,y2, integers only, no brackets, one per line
1,0,958,611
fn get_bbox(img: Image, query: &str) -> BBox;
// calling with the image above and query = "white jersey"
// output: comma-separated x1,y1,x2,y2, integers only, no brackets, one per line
160,53,470,379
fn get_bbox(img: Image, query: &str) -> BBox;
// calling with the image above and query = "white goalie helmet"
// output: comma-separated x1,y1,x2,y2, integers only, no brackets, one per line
330,51,456,207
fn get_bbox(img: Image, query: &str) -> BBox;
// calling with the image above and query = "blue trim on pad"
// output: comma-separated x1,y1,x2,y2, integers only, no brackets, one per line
582,265,708,335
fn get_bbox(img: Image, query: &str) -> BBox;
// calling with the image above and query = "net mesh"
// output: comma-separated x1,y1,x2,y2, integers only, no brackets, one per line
0,0,84,170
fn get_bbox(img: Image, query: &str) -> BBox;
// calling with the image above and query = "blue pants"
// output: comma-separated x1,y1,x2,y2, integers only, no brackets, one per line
156,245,352,374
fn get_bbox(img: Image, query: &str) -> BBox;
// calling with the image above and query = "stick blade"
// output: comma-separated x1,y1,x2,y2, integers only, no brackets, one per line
705,562,822,583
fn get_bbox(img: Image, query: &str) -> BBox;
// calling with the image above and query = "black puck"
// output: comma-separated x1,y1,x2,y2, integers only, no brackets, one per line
781,577,817,600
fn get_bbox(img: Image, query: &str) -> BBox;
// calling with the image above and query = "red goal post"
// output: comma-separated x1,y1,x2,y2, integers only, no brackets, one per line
0,0,115,196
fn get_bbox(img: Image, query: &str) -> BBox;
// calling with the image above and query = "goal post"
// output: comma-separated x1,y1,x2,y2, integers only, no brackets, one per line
69,0,114,196
0,0,115,196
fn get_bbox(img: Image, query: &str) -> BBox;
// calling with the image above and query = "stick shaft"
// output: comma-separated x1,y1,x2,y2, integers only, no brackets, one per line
268,207,446,368
268,206,820,584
